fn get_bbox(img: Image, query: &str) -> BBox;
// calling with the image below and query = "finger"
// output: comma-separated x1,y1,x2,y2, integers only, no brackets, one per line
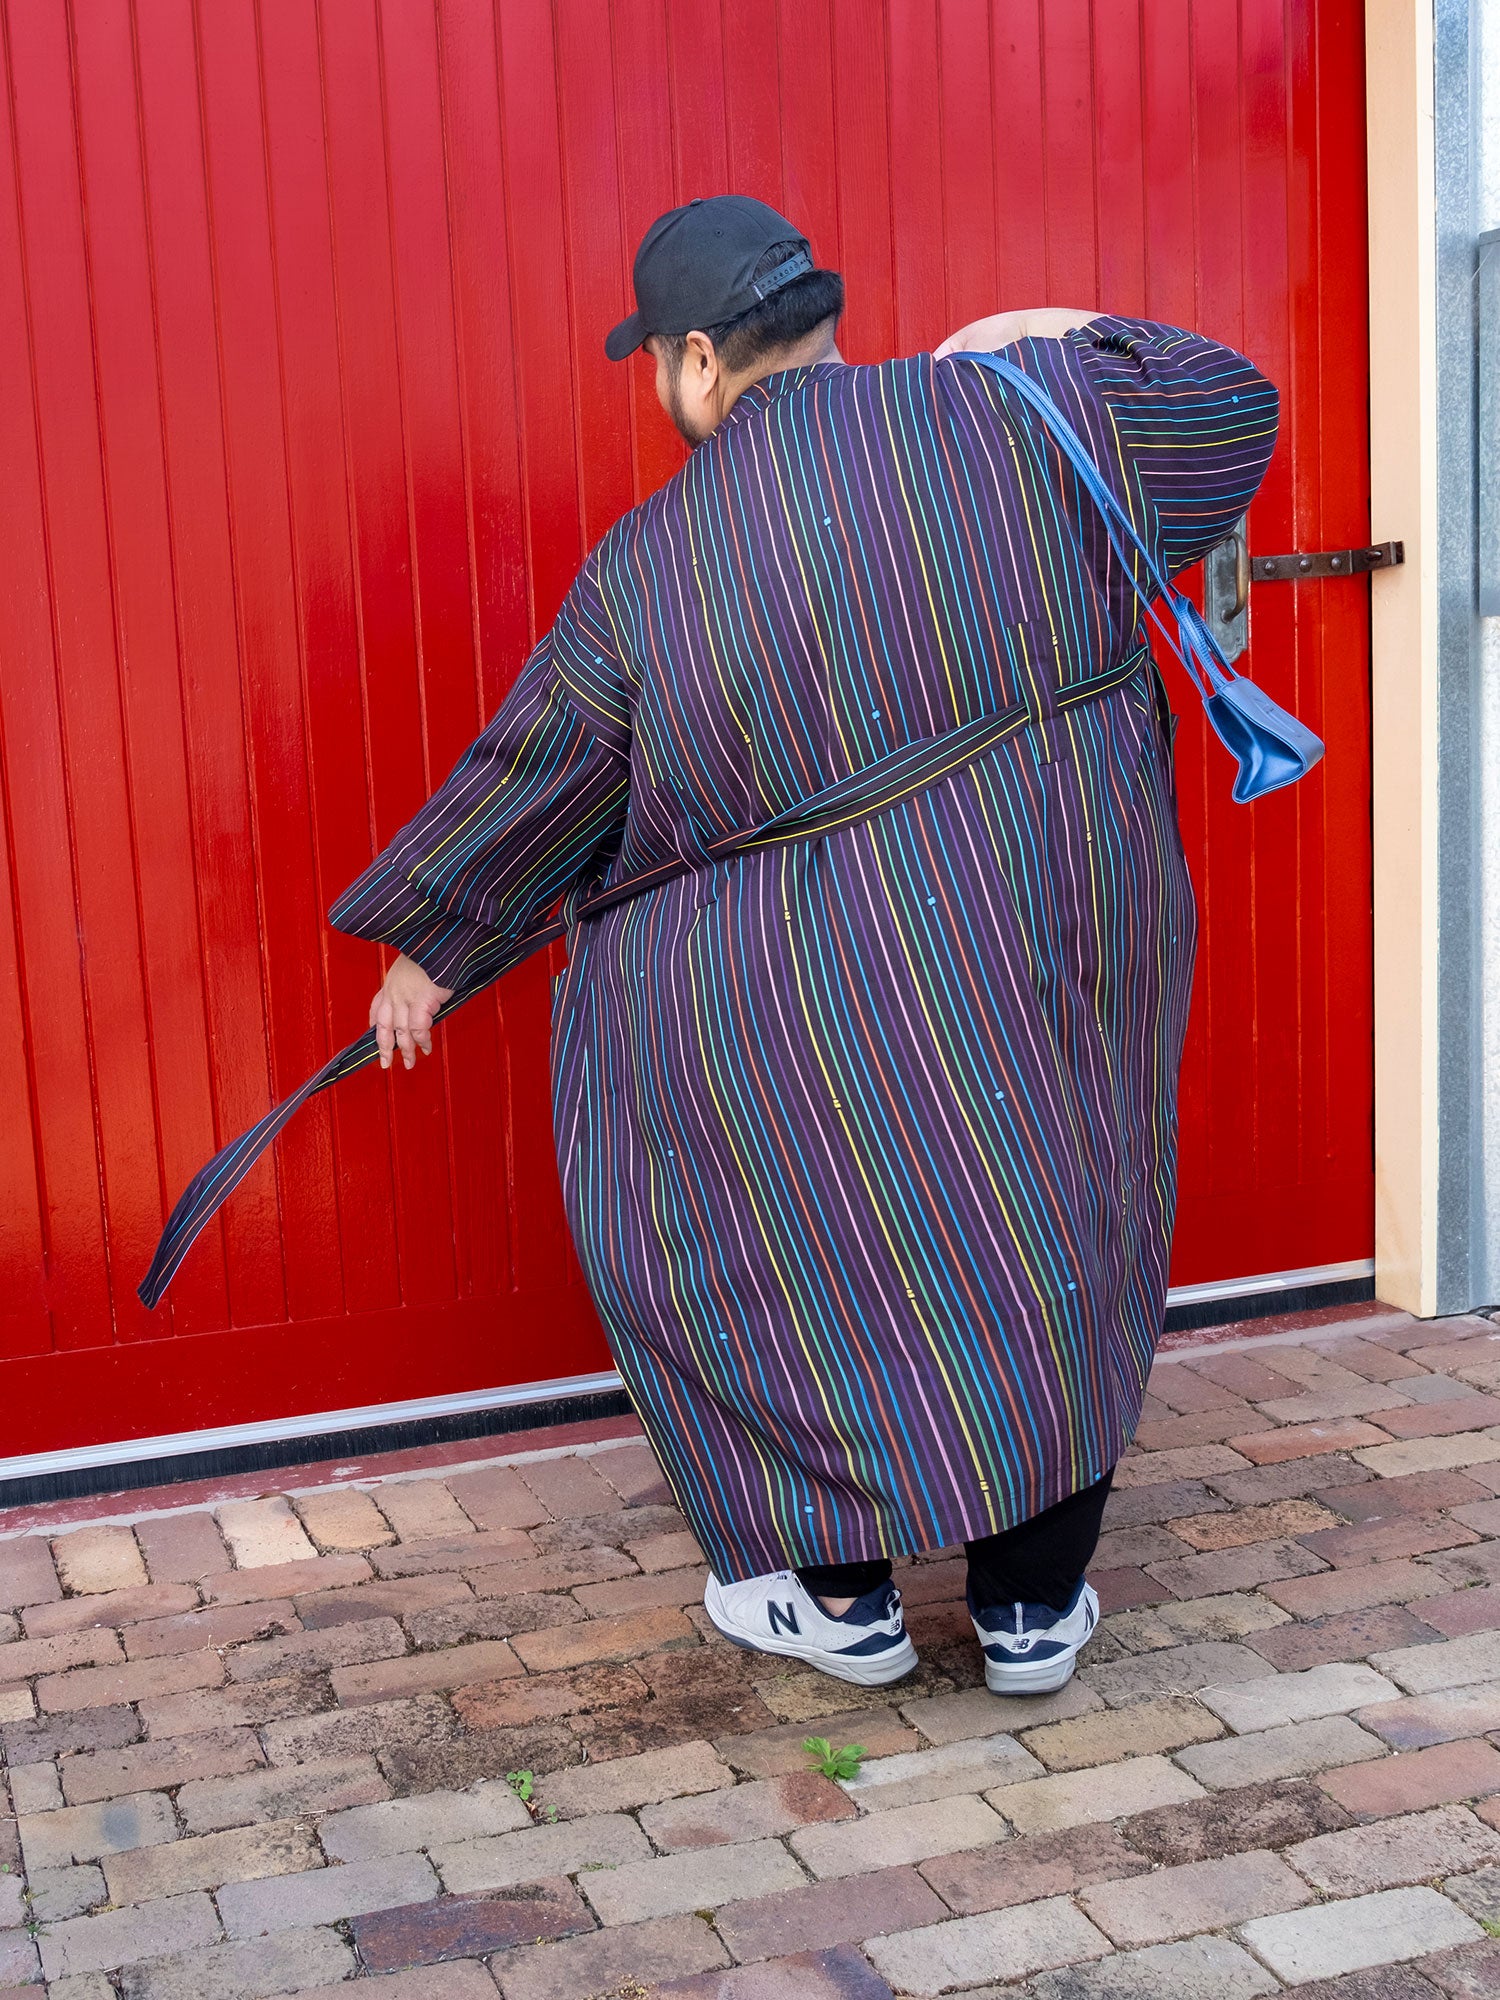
371,994,395,1069
408,1001,434,1057
391,1001,417,1070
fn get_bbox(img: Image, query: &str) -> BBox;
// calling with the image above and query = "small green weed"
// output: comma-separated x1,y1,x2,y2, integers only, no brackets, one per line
506,1767,559,1822
803,1735,867,1781
2,1868,45,1939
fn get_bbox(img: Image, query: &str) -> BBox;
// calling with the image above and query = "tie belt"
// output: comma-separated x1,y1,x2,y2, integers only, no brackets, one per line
139,646,1149,1307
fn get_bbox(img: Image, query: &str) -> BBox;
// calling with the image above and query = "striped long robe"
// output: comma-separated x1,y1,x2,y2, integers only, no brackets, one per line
332,317,1277,1583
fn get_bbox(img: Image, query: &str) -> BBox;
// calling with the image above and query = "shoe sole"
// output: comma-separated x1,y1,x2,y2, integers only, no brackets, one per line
975,1584,1097,1695
702,1579,919,1687
981,1651,1079,1694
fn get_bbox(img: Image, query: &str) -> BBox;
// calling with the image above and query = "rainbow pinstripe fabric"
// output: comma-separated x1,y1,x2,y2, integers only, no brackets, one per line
332,318,1277,1582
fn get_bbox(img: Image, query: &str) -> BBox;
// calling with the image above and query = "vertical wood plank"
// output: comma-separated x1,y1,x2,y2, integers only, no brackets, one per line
0,2,94,1358
937,0,999,334
887,0,946,349
1304,0,1375,1258
1093,0,1148,314
1038,0,1100,301
67,0,227,1339
260,0,404,1318
720,0,783,204
373,0,477,1307
430,0,528,1302
193,0,346,1321
828,0,894,364
610,0,687,502
666,0,729,197
493,0,586,1291
991,0,1048,306
131,0,284,1330
556,0,638,546
6,0,159,1347
777,0,841,290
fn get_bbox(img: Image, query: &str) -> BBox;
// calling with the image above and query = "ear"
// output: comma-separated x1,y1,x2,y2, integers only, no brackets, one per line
682,330,719,383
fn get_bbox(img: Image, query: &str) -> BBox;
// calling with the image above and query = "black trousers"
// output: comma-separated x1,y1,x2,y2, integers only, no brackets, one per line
796,1469,1114,1613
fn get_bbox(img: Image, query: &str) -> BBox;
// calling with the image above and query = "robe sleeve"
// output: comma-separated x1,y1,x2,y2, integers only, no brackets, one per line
957,316,1278,591
329,556,631,992
1058,315,1279,577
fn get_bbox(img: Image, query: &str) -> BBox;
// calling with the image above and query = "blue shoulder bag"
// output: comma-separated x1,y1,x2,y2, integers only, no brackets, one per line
953,351,1323,803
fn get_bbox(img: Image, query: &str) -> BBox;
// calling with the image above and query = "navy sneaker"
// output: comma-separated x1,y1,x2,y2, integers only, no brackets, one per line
703,1570,918,1685
969,1576,1099,1693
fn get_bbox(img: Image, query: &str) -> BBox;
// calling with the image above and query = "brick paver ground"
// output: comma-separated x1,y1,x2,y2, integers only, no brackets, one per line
5,1303,1500,1995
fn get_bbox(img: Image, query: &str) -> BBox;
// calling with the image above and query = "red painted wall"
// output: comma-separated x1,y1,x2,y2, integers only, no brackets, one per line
0,0,1371,1456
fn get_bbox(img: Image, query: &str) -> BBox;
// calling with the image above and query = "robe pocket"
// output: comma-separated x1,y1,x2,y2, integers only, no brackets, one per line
549,954,593,1122
549,963,572,1032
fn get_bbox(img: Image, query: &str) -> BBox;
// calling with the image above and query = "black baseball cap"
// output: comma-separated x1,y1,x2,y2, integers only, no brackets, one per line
605,195,813,361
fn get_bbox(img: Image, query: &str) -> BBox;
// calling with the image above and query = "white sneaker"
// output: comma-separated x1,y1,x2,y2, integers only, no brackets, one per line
703,1570,918,1685
969,1577,1099,1693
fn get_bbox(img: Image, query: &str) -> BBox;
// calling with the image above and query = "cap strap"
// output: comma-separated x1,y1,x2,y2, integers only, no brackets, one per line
751,248,813,299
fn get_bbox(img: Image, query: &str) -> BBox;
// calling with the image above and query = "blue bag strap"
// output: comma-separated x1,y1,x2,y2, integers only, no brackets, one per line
950,350,1236,703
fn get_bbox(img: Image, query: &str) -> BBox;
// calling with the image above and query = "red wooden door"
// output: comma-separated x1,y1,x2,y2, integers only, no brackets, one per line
0,0,1371,1459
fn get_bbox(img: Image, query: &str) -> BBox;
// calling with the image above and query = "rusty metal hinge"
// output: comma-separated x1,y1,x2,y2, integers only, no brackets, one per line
1251,541,1405,581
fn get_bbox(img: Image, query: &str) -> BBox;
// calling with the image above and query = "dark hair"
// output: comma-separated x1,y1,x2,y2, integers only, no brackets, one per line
657,241,845,376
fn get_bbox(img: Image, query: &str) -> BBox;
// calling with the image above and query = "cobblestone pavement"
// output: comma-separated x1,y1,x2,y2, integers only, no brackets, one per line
6,1306,1500,1997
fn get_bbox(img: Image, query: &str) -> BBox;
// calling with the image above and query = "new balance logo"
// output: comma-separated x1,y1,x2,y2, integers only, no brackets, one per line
766,1599,801,1637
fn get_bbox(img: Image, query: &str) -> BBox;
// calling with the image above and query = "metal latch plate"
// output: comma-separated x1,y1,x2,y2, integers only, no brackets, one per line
1252,541,1405,581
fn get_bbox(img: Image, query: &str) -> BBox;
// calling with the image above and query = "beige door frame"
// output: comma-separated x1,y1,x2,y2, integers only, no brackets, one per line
1367,0,1441,1317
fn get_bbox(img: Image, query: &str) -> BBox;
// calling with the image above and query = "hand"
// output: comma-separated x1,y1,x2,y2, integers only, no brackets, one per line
369,953,453,1071
935,307,1097,358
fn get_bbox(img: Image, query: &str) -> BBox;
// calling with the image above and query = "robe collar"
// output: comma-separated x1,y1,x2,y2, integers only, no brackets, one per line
721,359,845,428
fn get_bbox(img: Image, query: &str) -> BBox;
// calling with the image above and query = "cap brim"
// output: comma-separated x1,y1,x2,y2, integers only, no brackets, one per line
604,310,648,361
